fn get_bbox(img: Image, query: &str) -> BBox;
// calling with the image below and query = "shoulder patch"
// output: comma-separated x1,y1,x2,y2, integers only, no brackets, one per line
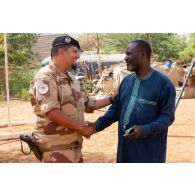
37,81,49,95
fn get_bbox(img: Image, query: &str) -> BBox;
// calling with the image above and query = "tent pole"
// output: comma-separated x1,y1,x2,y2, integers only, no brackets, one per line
3,33,11,127
175,61,195,109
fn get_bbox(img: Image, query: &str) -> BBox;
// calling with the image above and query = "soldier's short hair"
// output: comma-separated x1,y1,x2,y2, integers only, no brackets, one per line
51,45,72,59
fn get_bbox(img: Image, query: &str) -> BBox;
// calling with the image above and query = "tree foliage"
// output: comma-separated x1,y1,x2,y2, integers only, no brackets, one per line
102,33,187,61
149,33,187,61
179,33,195,63
76,33,104,54
0,33,39,67
0,33,39,101
102,33,146,53
71,33,193,62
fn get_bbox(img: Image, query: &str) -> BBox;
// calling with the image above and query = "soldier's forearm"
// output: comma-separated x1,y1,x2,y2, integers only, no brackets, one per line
46,109,84,132
94,96,113,110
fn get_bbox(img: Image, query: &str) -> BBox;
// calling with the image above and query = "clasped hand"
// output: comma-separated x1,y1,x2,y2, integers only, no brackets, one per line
80,121,96,138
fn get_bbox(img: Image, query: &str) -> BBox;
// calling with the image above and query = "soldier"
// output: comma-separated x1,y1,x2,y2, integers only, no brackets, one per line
29,35,115,163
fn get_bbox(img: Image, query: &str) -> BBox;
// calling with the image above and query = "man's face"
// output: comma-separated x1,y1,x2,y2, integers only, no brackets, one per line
61,46,80,70
124,43,142,72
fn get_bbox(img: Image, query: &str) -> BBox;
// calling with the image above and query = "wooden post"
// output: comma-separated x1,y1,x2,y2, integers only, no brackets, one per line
3,33,11,127
96,33,100,54
0,131,33,141
96,33,101,75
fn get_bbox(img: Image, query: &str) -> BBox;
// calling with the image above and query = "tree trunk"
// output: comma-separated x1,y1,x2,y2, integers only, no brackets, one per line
147,33,154,55
96,33,100,54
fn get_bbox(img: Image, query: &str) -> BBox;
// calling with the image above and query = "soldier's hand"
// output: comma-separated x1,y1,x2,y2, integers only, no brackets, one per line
80,122,96,139
124,125,142,140
85,121,96,130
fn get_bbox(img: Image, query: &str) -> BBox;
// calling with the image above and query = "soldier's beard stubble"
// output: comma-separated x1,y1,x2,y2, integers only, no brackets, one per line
71,63,77,71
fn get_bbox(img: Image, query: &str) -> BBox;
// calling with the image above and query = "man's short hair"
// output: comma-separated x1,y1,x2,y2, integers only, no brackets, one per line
130,40,152,59
51,45,72,59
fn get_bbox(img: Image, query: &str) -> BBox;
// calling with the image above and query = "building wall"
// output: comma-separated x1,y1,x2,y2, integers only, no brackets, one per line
33,33,67,63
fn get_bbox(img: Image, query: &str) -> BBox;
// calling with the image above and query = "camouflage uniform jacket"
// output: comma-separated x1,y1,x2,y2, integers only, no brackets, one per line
29,62,95,151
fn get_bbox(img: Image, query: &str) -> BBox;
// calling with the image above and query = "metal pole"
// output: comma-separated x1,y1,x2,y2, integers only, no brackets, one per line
175,61,195,109
3,33,11,127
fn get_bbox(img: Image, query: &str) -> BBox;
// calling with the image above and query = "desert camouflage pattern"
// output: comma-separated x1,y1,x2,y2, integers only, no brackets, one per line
42,147,83,163
29,62,95,162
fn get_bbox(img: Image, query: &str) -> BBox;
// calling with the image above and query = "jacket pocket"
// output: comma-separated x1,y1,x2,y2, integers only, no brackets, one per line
139,98,157,106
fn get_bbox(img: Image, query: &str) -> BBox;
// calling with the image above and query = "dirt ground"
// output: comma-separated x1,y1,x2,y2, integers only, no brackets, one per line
0,99,195,163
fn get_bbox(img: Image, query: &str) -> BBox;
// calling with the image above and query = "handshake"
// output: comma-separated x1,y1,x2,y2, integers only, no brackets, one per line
79,121,96,139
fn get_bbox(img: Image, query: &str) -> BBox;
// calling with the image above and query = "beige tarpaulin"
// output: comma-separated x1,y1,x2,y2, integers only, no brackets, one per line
152,63,184,87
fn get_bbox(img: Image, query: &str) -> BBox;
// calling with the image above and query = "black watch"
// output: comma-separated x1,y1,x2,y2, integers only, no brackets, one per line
109,96,114,104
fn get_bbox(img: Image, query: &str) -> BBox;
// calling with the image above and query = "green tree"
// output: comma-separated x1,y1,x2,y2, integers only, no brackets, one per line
102,33,146,53
101,33,187,61
149,33,186,61
179,33,195,63
189,33,195,48
76,33,104,54
0,33,39,67
0,33,39,100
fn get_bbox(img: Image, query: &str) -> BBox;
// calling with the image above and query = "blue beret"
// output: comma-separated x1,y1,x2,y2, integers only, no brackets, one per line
52,35,80,50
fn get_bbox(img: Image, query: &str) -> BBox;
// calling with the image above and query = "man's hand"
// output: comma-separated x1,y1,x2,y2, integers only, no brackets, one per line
85,121,96,129
80,122,96,138
124,125,142,140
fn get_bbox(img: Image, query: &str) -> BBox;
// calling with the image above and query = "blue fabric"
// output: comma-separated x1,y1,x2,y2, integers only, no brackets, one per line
96,70,176,163
165,61,173,68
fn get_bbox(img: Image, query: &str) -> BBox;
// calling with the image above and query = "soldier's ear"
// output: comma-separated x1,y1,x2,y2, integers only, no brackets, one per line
58,48,65,56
